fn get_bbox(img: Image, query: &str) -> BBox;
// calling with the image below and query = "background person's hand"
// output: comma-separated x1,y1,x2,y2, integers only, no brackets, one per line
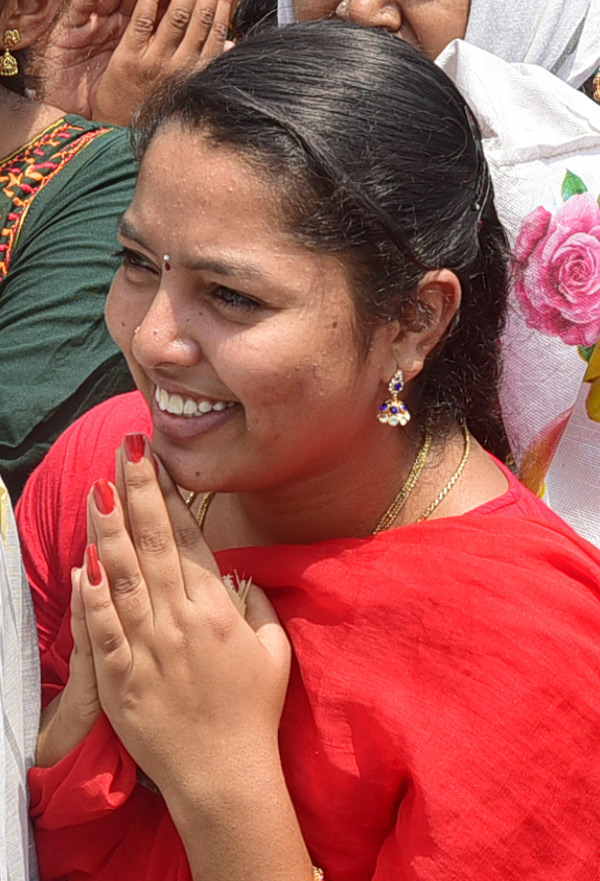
35,0,235,125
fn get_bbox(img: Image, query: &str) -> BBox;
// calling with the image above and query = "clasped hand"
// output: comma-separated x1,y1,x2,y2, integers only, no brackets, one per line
38,435,290,800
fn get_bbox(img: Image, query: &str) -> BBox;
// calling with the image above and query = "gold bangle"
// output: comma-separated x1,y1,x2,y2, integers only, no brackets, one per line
313,868,324,881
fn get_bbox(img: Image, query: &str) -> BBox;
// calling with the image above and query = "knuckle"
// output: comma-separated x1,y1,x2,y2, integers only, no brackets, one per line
169,6,192,28
136,526,173,559
199,6,215,26
173,524,201,553
211,20,228,40
99,632,125,657
132,14,155,35
205,608,236,642
112,570,145,597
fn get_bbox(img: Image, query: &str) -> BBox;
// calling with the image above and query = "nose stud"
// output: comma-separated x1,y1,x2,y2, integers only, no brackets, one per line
163,254,172,271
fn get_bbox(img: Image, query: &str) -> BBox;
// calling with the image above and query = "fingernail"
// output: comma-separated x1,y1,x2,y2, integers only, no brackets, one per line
93,478,115,515
86,544,102,586
125,433,146,463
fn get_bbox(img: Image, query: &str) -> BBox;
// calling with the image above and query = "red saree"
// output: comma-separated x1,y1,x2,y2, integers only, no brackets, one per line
17,392,600,880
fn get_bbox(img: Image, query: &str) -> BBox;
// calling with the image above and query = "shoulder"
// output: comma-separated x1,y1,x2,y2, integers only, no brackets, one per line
29,116,137,205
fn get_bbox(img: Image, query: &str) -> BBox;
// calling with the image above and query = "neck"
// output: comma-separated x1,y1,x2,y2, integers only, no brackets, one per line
202,424,428,550
0,86,65,160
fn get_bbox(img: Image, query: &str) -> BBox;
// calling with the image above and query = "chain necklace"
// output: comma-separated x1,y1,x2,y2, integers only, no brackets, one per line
185,423,470,534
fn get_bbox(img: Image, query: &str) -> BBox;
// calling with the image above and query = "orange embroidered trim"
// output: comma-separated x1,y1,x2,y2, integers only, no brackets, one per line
0,121,111,278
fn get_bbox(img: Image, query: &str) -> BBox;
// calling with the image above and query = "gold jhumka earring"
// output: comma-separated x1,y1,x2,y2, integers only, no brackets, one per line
0,29,20,77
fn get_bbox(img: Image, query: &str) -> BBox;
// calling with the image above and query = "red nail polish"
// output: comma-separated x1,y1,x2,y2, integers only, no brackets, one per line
125,433,145,463
86,544,102,586
93,478,115,515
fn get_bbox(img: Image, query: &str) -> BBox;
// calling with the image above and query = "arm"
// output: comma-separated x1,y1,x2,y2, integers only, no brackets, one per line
81,435,314,881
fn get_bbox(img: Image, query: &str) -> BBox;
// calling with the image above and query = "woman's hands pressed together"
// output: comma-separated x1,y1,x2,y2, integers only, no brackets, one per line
81,433,290,792
69,434,311,881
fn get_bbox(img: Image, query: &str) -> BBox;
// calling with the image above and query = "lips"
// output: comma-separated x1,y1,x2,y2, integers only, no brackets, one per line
154,385,236,418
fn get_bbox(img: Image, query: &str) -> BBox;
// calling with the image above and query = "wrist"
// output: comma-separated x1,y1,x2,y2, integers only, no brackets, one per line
160,749,314,881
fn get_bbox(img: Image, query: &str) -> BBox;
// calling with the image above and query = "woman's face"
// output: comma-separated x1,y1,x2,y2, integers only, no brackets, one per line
106,125,397,494
294,0,471,60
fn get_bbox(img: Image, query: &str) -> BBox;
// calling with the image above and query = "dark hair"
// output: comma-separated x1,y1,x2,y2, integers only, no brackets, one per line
133,21,511,460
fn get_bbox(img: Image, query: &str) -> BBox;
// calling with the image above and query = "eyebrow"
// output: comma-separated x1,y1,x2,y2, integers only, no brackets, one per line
118,215,263,279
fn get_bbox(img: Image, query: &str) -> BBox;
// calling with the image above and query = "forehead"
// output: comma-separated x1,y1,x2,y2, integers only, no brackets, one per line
133,124,292,248
129,124,358,305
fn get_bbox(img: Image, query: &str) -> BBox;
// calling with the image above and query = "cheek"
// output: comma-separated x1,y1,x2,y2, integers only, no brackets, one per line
294,0,338,21
219,320,362,417
105,275,143,353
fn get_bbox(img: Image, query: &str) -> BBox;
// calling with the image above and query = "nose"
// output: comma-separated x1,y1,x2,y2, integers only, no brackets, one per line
132,286,203,371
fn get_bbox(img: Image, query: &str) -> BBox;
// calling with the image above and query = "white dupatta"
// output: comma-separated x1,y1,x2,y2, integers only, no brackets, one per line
465,0,600,87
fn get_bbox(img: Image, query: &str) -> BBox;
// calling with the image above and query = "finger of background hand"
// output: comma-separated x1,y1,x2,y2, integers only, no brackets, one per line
121,0,161,49
88,478,154,636
153,452,224,605
80,547,133,680
184,0,231,59
119,438,188,612
244,585,291,671
153,0,200,52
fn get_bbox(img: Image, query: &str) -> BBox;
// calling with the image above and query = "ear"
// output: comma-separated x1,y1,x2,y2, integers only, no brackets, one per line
336,0,403,33
2,0,60,49
385,269,462,383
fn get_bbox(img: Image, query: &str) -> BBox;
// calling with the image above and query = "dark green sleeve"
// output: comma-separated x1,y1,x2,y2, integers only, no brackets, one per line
0,125,138,502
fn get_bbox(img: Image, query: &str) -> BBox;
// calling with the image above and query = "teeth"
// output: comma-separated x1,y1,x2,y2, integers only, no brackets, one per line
154,386,234,418
166,394,184,415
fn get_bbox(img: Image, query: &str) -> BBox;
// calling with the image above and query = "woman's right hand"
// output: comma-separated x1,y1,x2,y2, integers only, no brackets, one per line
35,565,101,768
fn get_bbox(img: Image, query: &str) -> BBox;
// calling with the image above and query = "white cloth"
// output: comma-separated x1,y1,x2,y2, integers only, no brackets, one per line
437,39,600,546
0,479,40,881
465,0,600,87
279,0,600,85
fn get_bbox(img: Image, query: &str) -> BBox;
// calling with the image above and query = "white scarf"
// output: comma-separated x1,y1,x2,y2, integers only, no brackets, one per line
279,0,600,87
465,0,600,87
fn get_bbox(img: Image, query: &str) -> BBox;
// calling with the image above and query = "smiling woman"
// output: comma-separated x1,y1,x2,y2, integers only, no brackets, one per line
16,21,600,881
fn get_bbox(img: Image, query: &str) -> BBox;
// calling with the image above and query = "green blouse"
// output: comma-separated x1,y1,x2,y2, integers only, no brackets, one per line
0,115,137,501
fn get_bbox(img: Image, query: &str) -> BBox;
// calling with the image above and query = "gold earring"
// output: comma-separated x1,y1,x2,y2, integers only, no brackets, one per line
0,29,20,77
378,369,411,427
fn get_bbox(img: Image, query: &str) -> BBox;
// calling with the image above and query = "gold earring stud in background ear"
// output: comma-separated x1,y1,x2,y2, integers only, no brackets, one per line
0,29,21,77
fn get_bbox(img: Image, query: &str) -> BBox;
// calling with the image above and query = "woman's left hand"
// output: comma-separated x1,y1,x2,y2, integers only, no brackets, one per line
80,434,291,796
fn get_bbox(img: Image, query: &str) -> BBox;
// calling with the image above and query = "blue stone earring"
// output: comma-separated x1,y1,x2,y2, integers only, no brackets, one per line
378,369,410,427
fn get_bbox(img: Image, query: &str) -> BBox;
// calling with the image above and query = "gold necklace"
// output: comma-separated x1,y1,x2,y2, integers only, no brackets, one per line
184,424,470,534
185,489,214,529
185,432,433,534
371,432,432,533
415,422,471,523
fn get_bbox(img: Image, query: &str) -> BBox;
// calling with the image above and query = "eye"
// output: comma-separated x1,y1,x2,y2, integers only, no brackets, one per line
114,247,157,275
211,285,261,312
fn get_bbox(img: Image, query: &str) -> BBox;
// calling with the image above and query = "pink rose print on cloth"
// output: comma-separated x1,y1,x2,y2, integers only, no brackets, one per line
513,192,600,346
